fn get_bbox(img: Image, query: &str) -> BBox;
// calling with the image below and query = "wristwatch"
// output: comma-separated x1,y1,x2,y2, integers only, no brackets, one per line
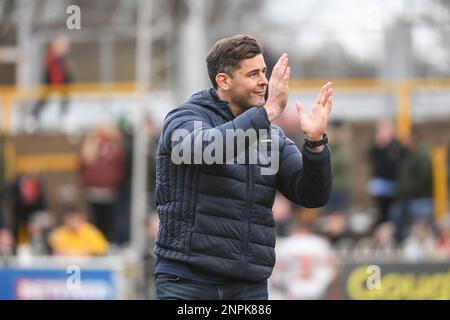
304,132,328,149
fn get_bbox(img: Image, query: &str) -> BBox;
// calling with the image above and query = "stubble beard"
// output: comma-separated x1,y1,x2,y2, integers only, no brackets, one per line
231,93,266,111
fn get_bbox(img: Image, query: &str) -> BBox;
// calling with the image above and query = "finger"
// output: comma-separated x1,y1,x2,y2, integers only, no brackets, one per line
326,83,333,96
323,88,333,106
296,101,305,117
280,54,289,77
325,95,333,113
269,56,282,80
270,53,286,80
315,84,326,105
319,82,331,106
277,54,288,79
283,66,291,82
322,86,333,110
318,82,333,106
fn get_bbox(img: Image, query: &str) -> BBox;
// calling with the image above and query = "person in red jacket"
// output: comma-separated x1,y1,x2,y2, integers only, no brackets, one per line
31,36,74,127
80,123,126,243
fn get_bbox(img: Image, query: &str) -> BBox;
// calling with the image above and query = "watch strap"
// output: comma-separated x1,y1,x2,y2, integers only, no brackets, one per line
304,132,328,148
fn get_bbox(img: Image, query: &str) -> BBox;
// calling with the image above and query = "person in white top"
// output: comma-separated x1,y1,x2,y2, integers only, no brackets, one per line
269,207,337,300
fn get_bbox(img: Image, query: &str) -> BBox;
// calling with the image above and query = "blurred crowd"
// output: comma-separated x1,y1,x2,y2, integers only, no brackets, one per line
267,114,450,299
0,116,161,260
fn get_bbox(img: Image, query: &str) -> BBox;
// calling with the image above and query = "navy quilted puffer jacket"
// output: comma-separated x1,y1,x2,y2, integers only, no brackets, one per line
155,89,332,282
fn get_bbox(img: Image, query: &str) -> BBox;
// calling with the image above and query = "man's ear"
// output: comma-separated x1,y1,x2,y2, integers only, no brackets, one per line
215,73,231,90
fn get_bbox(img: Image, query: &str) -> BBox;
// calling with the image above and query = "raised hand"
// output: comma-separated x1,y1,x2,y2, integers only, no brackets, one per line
264,53,291,122
296,82,333,141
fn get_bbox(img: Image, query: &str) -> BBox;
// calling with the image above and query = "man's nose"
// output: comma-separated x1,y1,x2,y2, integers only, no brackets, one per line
259,73,269,86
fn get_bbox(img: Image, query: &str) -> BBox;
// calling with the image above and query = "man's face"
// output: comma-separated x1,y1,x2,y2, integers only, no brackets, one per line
227,54,269,109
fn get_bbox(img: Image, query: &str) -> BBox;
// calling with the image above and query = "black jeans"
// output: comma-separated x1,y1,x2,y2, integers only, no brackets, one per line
155,273,268,300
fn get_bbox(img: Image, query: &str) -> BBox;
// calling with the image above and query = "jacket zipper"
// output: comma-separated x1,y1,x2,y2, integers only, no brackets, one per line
240,163,254,277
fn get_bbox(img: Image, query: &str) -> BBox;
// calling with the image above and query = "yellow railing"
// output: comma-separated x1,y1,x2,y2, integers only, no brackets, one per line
290,78,450,145
16,153,80,173
289,78,450,90
0,82,140,98
0,82,141,133
432,146,449,223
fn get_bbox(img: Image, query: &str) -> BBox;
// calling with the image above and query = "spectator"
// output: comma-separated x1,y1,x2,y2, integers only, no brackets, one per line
1,177,14,257
30,36,74,129
269,207,337,300
389,129,434,242
4,171,47,252
367,120,406,229
373,221,396,254
48,204,108,256
324,120,352,214
80,122,126,243
319,211,351,244
403,220,436,262
434,215,450,259
0,228,14,257
272,192,293,237
27,211,54,255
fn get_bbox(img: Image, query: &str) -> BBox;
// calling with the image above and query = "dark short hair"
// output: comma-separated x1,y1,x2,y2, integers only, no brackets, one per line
206,35,263,89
